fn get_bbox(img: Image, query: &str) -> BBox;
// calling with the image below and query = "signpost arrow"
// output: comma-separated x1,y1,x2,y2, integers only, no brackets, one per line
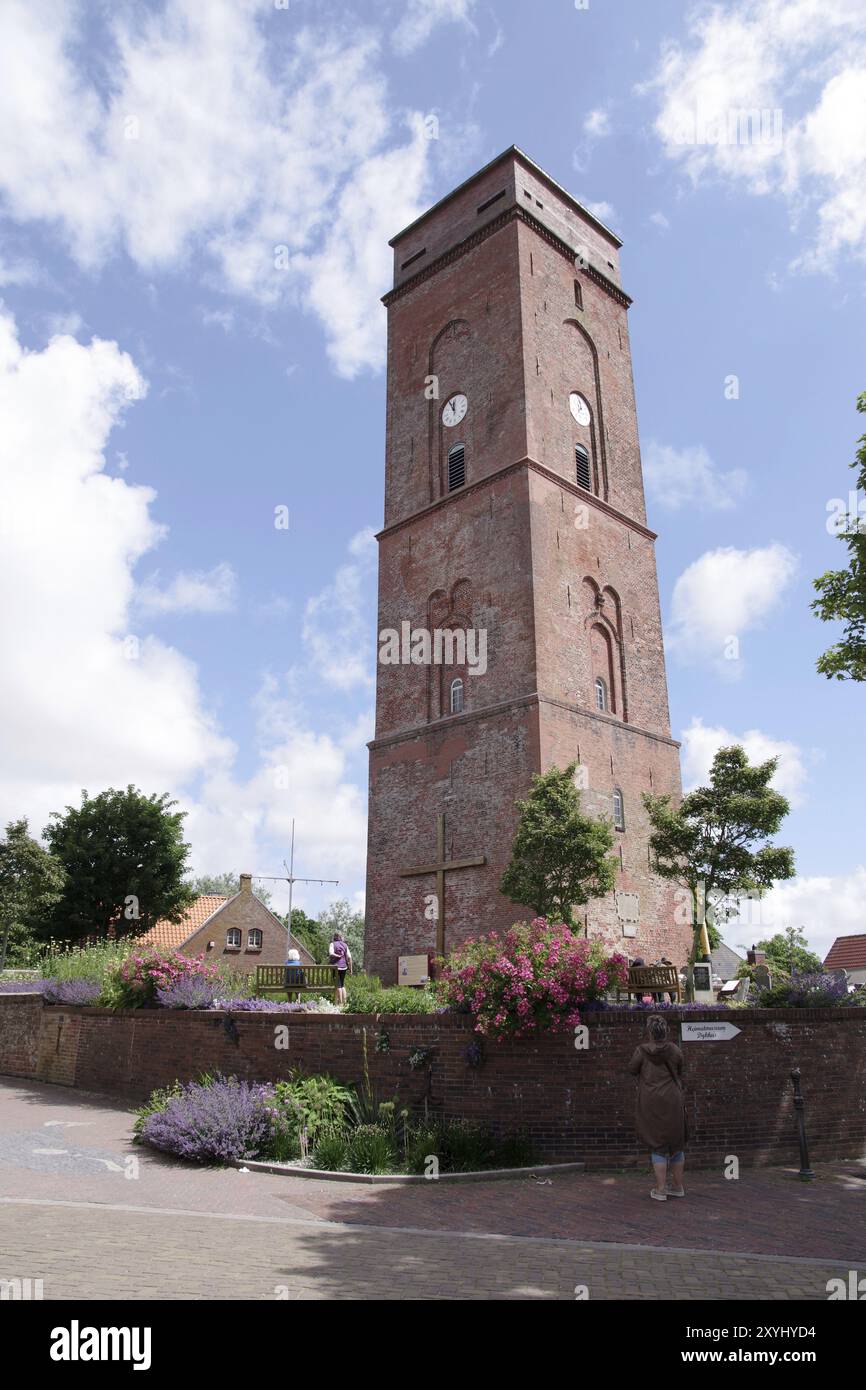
680,1022,742,1042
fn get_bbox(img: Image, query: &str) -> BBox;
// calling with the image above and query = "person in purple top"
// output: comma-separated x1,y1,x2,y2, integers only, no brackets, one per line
328,930,352,1005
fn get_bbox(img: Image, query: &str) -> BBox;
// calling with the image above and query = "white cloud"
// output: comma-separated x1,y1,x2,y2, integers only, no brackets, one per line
646,0,866,274
392,0,478,56
183,723,368,904
680,716,809,807
199,308,235,334
724,867,866,962
644,441,747,510
0,304,369,905
302,528,378,692
0,308,234,835
137,562,238,616
649,210,671,231
579,197,618,225
0,1,437,376
667,543,798,672
583,108,611,138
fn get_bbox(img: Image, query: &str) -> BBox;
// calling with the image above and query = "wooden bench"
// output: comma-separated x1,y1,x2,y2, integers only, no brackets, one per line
255,964,338,1001
616,964,682,1004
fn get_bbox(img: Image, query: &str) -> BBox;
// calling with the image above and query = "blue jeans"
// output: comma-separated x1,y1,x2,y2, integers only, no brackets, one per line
652,1151,684,1164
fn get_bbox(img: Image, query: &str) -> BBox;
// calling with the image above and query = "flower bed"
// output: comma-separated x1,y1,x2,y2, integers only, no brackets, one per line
134,1072,535,1175
438,919,628,1039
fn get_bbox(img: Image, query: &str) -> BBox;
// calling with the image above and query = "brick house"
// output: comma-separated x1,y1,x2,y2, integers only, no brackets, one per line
823,935,866,988
139,875,315,973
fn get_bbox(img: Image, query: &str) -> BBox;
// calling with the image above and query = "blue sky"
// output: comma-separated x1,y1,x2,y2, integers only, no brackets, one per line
0,0,864,954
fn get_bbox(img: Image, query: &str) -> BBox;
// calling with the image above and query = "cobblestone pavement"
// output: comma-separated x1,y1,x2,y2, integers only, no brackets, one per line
1,1080,864,1301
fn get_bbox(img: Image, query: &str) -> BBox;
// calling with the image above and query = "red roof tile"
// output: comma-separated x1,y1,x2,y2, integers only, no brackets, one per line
138,895,228,952
823,934,866,971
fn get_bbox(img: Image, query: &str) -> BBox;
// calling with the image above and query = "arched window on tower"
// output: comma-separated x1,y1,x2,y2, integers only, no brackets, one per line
575,444,592,492
448,443,466,491
595,676,607,712
450,677,464,714
613,788,625,831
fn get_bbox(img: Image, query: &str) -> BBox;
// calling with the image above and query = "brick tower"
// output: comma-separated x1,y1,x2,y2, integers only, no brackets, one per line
364,147,690,982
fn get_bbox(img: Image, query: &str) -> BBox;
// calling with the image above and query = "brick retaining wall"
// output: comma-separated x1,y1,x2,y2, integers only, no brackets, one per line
1,995,865,1168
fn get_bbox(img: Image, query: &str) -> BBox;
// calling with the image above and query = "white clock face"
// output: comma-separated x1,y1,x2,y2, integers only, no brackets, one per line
569,392,591,427
442,393,468,428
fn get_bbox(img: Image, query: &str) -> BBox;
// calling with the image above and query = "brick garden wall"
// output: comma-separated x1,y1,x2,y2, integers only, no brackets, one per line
2,997,865,1169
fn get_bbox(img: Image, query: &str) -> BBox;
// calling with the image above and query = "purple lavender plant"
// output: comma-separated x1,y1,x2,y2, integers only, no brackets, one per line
786,973,850,1008
138,1076,272,1163
43,978,103,1005
156,975,221,1009
0,978,49,993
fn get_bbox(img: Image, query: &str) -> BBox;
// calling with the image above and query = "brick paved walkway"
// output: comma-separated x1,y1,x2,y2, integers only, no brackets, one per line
1,1079,864,1300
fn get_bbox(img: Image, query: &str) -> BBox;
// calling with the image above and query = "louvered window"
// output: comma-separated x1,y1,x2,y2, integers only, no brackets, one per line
448,443,466,491
575,444,591,491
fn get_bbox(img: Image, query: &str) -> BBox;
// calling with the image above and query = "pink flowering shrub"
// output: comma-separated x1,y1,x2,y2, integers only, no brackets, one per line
104,946,219,1010
438,920,628,1039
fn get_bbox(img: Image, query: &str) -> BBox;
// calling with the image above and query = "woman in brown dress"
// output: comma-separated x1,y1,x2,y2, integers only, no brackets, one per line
628,1014,687,1201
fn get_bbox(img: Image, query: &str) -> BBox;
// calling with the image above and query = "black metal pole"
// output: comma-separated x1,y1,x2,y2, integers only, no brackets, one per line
790,1067,815,1182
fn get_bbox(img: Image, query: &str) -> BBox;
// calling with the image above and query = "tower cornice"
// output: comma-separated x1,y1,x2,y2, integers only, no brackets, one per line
376,455,657,544
382,204,632,311
368,692,680,755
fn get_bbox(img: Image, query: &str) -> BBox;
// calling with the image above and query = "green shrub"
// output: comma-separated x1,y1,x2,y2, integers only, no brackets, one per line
313,1132,349,1171
495,1131,536,1169
132,1080,184,1138
404,1123,443,1175
345,973,438,1015
438,1118,497,1172
42,941,130,986
273,1073,355,1141
346,1124,396,1174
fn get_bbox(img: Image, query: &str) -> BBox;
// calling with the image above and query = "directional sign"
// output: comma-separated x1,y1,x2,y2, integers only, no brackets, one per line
681,1021,742,1042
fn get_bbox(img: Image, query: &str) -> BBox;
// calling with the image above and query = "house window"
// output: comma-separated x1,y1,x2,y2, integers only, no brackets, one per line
450,677,464,714
448,443,466,491
595,676,607,712
613,788,625,831
247,929,263,950
226,928,241,949
575,444,591,491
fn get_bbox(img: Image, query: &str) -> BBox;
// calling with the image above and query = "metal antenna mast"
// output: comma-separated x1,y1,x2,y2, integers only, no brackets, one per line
255,819,339,949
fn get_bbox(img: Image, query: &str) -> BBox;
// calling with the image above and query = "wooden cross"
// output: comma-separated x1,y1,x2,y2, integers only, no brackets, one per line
400,812,486,957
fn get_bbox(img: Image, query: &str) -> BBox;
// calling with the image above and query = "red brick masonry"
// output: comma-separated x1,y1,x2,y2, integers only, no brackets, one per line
2,996,864,1168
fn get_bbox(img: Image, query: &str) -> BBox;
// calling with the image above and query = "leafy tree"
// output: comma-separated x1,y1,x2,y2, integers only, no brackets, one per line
286,908,328,963
757,927,822,979
318,900,365,968
812,390,866,680
644,746,796,998
189,872,272,907
40,787,195,944
500,763,616,927
0,820,66,969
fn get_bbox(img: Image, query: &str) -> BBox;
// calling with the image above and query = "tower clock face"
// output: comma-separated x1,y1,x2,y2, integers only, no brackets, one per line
569,392,591,426
442,393,468,427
